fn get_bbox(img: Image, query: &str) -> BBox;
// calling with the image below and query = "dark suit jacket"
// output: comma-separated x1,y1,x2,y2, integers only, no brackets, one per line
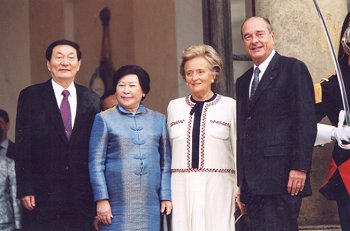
236,53,317,198
15,79,100,225
6,140,16,160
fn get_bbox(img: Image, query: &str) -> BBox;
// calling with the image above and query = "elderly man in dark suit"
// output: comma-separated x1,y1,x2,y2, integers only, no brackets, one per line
235,17,317,231
15,40,100,231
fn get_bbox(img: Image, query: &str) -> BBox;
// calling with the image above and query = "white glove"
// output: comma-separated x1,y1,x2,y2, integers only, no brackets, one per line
315,123,333,146
331,110,350,150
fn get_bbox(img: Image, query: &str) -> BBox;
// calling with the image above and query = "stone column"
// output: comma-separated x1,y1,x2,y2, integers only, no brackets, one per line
255,0,347,82
255,0,347,226
203,0,234,97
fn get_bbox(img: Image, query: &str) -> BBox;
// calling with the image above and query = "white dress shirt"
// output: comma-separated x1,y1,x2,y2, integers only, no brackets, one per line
249,49,276,97
51,79,77,128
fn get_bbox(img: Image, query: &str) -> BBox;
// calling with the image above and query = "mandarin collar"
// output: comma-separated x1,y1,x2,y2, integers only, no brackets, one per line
117,103,146,115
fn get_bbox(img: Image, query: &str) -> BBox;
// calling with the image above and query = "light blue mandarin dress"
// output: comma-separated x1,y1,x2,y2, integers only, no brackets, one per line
89,104,171,231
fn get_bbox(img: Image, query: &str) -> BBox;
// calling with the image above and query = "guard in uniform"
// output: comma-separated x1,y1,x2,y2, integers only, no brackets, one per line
315,12,350,231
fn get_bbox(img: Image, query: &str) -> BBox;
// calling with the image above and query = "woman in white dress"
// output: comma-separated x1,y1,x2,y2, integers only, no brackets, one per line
167,44,236,231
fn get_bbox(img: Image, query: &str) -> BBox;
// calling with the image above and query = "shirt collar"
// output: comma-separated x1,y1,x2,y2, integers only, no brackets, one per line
51,79,76,98
254,49,276,75
0,139,9,150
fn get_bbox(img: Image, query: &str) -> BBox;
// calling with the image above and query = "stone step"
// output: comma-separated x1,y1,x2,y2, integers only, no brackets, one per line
299,225,341,231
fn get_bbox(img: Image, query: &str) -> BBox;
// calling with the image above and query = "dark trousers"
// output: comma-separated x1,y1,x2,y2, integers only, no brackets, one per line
245,194,302,231
337,197,350,231
22,207,94,231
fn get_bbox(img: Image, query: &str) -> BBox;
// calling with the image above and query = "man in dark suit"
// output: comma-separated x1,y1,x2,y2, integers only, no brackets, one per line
0,108,22,230
0,109,16,160
101,89,118,111
15,40,100,231
235,17,317,231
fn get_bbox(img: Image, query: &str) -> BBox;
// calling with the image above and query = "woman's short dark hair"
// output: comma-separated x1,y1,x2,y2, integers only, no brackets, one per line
112,65,150,101
45,39,82,61
0,108,9,123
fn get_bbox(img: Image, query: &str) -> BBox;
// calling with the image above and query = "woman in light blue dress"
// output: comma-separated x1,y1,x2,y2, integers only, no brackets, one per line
89,65,172,231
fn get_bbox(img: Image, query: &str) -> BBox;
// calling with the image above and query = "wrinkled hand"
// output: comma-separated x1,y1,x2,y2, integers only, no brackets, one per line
160,200,173,215
22,195,36,211
332,110,350,149
97,200,113,225
287,170,306,196
235,187,247,215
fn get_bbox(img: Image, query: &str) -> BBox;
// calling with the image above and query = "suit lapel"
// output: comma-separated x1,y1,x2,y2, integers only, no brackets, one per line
42,80,69,144
241,69,254,113
70,84,84,143
6,140,16,160
249,53,281,110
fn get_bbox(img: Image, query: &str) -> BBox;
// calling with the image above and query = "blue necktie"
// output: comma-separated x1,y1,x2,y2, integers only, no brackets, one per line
250,67,261,99
60,90,72,140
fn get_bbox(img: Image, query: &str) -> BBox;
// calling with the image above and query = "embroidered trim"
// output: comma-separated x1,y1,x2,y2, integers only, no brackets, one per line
200,96,221,168
172,168,235,174
200,105,207,168
210,119,231,128
169,119,185,127
185,94,221,107
186,113,193,169
185,95,194,107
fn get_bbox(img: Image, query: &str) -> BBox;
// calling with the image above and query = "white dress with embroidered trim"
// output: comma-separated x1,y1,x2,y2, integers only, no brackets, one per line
167,94,236,231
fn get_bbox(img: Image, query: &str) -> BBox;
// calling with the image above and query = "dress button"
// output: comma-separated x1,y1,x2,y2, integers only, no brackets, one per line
65,166,69,170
